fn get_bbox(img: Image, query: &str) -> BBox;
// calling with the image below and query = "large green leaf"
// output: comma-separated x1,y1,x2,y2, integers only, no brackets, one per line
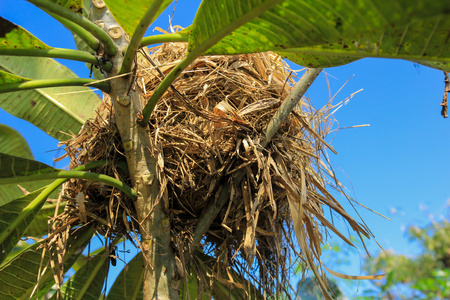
0,16,100,140
0,226,94,300
0,125,56,207
104,0,174,37
0,70,29,85
107,252,212,300
107,251,261,299
0,153,56,180
51,248,109,300
0,187,49,264
275,11,450,69
0,154,137,200
0,17,50,50
0,124,33,159
0,154,61,263
0,156,112,263
107,252,144,300
277,51,361,68
190,0,450,70
188,0,283,54
0,55,101,141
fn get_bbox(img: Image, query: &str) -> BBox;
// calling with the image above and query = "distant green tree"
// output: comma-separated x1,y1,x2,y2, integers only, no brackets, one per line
360,212,450,299
296,277,346,300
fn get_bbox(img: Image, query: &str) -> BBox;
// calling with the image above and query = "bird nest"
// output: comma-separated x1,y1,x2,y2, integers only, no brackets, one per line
58,42,371,298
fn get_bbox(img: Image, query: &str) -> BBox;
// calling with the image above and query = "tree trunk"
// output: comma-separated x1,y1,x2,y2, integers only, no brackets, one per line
90,3,177,299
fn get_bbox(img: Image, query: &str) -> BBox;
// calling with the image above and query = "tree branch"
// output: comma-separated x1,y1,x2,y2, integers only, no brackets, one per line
261,68,323,147
89,4,177,298
441,71,449,118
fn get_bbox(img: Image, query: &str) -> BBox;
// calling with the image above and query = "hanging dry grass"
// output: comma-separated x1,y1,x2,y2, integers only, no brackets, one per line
56,41,375,298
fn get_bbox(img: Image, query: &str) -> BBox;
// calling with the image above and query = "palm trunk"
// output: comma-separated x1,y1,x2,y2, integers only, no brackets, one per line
90,3,177,299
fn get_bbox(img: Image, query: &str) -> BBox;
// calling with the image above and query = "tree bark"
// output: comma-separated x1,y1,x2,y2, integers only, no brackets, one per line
90,3,177,299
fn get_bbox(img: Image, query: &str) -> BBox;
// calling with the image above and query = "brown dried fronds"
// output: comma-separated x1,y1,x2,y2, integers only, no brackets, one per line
135,43,372,297
52,41,374,299
56,99,138,245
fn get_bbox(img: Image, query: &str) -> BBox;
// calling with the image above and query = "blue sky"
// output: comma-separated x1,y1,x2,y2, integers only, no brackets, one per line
2,0,450,296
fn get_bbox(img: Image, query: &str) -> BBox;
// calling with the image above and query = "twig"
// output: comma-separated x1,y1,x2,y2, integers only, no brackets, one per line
441,71,449,118
261,68,322,147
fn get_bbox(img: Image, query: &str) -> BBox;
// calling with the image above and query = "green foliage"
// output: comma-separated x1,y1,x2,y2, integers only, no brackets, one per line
197,1,450,70
51,247,109,300
0,187,49,264
361,214,450,299
104,0,173,37
107,252,145,300
0,125,34,160
0,70,29,85
296,277,345,300
48,0,84,13
0,56,101,141
0,17,51,50
0,226,94,300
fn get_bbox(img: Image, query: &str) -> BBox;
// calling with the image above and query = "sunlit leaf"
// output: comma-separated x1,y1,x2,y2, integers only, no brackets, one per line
104,0,174,37
0,17,50,50
0,55,101,141
190,0,450,70
188,0,283,54
3,240,29,262
278,51,360,68
0,70,29,85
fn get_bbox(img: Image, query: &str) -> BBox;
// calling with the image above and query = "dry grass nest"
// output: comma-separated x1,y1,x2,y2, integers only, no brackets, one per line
58,42,373,297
